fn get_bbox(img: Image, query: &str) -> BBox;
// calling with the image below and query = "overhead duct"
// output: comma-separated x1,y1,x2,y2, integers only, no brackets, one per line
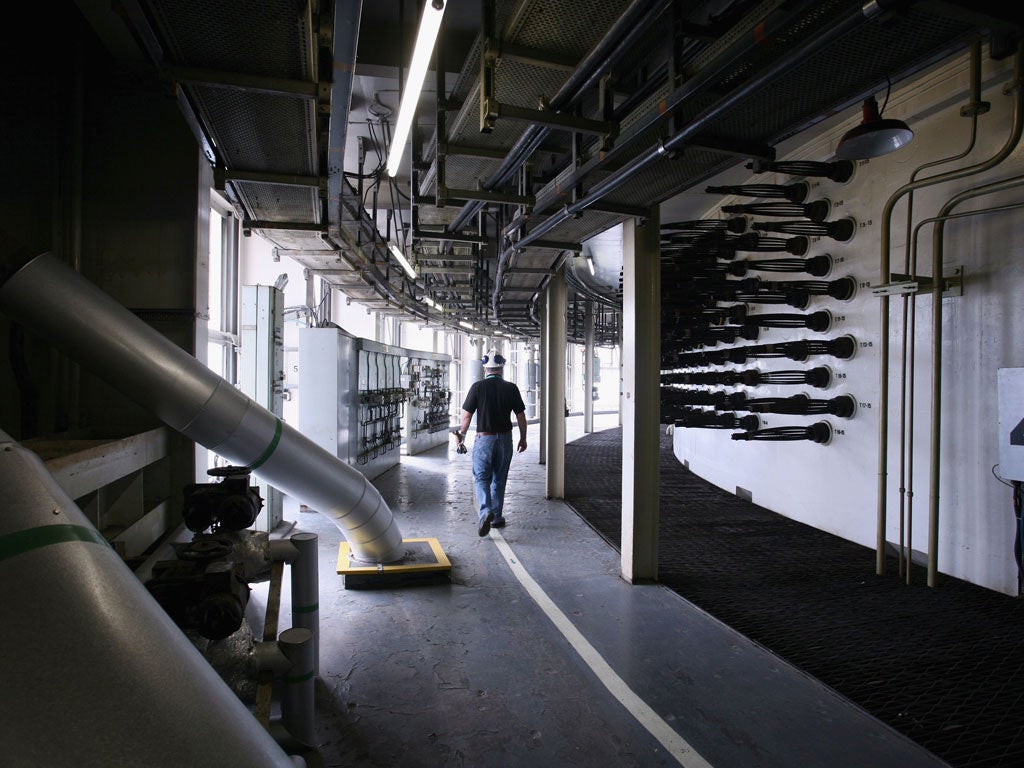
0,428,304,767
0,251,406,564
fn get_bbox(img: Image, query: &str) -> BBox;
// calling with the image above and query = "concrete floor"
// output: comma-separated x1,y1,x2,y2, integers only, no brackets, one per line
270,416,950,768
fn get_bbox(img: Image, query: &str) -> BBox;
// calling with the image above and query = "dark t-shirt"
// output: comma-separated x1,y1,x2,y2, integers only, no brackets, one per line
462,375,526,433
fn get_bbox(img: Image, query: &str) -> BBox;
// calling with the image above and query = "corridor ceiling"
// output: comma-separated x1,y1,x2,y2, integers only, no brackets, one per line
77,0,1021,344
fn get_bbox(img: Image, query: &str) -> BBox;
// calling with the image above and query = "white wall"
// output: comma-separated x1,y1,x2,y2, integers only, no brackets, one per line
671,44,1024,595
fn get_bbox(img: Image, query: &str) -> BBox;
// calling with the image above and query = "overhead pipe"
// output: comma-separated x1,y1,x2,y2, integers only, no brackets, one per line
484,0,829,247
492,0,906,315
443,0,673,238
0,250,406,563
875,40,1024,576
0,429,304,767
495,0,844,246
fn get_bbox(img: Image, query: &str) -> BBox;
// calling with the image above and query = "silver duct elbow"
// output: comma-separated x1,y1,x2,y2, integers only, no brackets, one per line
0,252,405,563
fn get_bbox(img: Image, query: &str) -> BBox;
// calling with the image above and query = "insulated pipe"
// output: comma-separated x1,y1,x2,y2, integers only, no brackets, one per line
876,41,1024,575
289,533,319,677
0,429,302,768
271,533,320,678
0,252,406,563
279,627,316,748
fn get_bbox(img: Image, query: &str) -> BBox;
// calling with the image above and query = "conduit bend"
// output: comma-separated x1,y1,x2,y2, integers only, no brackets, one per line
876,40,1024,575
0,250,406,564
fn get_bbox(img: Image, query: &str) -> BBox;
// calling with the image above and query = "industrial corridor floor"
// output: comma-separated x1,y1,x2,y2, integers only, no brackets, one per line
563,426,1024,768
265,415,995,768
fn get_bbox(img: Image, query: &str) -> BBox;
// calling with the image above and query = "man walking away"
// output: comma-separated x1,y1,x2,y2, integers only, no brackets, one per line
453,350,527,536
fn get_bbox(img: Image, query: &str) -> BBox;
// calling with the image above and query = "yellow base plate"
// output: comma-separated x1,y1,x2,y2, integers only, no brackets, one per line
337,537,451,588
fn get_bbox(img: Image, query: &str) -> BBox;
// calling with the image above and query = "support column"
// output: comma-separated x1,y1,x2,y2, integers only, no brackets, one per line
539,298,547,465
620,209,660,583
584,300,595,433
545,265,566,498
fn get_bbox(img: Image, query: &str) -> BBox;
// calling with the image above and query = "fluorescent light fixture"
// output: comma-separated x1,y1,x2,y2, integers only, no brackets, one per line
586,253,595,275
388,243,418,279
422,296,438,308
458,320,474,330
386,0,447,177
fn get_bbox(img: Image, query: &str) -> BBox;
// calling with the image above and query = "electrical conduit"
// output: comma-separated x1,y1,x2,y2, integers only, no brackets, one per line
875,40,1024,577
924,175,1024,585
897,39,987,582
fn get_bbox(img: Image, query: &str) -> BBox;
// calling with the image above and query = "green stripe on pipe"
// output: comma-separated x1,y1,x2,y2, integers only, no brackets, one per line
246,418,283,471
282,671,315,684
292,603,319,614
0,524,110,563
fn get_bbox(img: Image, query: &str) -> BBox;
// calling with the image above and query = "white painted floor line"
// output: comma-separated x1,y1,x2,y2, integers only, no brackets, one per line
489,530,714,768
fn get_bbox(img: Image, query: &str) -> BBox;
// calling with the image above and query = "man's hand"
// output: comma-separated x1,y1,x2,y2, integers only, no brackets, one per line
452,429,468,454
517,438,527,453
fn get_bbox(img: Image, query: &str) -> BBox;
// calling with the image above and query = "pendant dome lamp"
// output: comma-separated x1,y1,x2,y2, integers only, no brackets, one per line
836,95,914,160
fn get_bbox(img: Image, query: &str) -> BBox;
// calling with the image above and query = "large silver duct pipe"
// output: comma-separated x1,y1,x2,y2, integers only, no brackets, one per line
0,428,303,767
0,251,406,563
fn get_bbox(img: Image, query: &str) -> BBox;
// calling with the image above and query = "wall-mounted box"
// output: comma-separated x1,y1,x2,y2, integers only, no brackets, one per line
997,368,1024,481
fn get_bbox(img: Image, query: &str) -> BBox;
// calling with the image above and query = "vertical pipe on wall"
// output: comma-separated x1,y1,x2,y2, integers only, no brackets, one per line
222,211,240,385
897,39,986,581
925,175,1024,585
876,41,1024,576
526,345,538,421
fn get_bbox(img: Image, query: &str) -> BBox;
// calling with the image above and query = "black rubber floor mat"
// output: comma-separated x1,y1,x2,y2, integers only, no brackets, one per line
565,427,1024,768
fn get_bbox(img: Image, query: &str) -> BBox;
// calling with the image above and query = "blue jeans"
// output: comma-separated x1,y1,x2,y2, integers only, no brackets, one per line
472,433,514,523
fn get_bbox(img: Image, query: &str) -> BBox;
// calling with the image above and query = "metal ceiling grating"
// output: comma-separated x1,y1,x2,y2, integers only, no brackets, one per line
146,0,314,78
104,0,1019,336
232,181,321,224
190,88,318,175
504,0,630,53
